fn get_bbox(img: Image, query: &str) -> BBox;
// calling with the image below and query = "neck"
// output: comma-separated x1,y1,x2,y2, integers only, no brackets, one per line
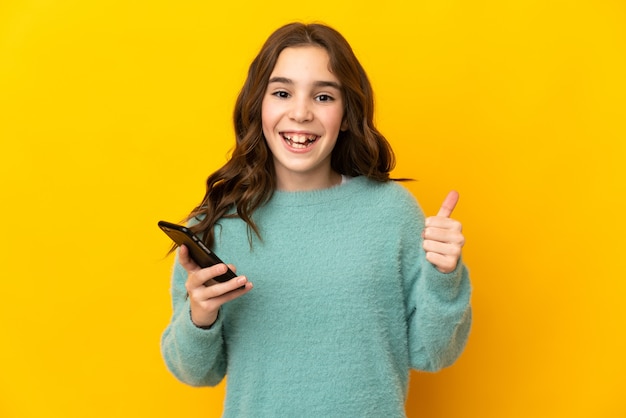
275,170,342,192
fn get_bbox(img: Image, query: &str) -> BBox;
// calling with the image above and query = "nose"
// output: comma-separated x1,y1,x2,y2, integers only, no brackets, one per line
288,97,313,123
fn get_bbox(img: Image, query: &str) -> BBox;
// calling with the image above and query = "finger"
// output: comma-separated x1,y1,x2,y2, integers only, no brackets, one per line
206,277,253,301
178,245,200,272
190,276,253,303
212,280,253,304
424,252,458,274
424,216,463,231
437,190,459,218
423,239,462,258
187,263,231,289
423,226,464,245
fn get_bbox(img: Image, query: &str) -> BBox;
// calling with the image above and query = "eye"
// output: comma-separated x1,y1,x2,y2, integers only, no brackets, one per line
271,90,290,99
315,94,334,102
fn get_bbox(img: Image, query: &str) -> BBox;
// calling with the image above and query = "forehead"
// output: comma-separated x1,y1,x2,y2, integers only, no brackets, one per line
270,46,338,81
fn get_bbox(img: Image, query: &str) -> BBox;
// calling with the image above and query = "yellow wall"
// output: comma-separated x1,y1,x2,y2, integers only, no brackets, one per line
1,1,624,417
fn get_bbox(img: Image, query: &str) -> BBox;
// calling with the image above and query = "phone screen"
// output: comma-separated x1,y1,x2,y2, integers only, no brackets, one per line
158,220,237,283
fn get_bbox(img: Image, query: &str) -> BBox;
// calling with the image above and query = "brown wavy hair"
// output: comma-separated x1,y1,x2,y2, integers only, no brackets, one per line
186,22,401,248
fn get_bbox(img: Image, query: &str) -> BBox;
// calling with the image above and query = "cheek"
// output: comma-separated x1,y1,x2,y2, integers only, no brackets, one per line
261,101,279,132
327,109,346,133
260,111,272,138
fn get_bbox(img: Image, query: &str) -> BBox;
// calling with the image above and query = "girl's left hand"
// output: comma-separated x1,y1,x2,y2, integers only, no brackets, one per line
422,191,465,274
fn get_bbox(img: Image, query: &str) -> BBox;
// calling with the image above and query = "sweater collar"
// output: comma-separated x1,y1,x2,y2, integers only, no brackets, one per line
266,175,367,207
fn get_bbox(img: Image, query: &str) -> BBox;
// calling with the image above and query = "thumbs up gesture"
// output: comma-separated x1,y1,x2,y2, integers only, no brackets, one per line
422,191,465,274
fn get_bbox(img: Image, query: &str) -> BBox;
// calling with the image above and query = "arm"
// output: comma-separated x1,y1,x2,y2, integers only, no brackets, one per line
160,248,252,386
403,191,472,372
405,259,472,372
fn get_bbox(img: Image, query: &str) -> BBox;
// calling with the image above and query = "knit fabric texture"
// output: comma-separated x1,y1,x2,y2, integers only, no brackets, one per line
161,176,472,417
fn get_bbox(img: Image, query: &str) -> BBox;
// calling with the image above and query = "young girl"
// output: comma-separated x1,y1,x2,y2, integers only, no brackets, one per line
161,22,471,417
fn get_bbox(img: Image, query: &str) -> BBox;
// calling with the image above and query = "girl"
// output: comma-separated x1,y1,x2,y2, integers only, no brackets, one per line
161,22,471,417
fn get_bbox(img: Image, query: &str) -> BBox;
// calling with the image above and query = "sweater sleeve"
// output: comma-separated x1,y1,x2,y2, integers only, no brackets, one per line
160,253,227,386
401,196,472,372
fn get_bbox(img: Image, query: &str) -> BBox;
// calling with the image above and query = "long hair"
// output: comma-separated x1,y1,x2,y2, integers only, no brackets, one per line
186,22,400,248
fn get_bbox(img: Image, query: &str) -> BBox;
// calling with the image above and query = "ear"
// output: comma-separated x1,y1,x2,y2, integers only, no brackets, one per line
340,118,348,132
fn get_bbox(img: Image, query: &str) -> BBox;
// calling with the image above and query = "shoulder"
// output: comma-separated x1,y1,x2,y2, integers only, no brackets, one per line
352,177,422,213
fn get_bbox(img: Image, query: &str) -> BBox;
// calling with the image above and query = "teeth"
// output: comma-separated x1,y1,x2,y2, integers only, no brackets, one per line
282,133,318,146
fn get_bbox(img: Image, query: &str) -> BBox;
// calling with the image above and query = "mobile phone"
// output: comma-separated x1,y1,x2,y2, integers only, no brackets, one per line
158,220,237,283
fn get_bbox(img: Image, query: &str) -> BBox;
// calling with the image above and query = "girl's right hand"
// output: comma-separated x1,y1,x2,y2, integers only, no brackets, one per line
179,244,253,328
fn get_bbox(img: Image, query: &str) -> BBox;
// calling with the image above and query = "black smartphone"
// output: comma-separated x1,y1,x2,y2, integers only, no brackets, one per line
158,220,237,283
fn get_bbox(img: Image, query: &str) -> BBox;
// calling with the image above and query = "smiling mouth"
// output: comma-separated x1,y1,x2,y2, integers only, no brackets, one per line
281,133,319,149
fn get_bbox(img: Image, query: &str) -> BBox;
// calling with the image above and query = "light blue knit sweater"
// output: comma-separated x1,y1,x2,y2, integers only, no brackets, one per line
161,176,472,417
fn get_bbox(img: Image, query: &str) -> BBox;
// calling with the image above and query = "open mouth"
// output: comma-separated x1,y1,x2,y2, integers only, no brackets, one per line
281,133,319,149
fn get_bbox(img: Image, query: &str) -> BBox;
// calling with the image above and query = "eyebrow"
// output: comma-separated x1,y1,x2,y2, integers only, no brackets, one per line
268,76,341,90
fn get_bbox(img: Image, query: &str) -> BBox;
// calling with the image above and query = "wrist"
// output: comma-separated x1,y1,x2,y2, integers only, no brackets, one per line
190,310,219,330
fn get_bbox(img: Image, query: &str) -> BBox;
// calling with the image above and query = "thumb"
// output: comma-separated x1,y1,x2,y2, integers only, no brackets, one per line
436,190,460,218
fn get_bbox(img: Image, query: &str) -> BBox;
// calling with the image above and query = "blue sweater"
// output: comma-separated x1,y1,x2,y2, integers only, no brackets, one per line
161,176,472,417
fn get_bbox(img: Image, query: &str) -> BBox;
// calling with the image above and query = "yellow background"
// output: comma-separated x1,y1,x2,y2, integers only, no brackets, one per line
1,0,624,417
